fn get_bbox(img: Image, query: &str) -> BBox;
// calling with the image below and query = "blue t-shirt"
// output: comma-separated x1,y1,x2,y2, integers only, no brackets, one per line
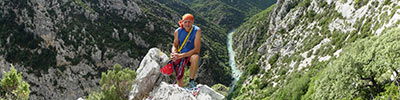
178,25,199,53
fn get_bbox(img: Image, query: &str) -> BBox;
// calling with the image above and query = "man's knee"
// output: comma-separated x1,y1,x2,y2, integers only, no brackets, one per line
190,54,199,63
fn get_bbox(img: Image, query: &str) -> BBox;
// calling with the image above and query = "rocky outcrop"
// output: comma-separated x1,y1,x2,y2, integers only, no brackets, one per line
129,48,169,100
147,82,225,100
129,48,224,100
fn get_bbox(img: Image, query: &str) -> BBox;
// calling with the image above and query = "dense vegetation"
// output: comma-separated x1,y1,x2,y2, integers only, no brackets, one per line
304,28,400,99
231,28,400,100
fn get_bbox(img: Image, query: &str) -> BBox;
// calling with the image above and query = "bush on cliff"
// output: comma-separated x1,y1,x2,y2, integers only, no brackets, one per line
0,65,30,100
87,64,137,100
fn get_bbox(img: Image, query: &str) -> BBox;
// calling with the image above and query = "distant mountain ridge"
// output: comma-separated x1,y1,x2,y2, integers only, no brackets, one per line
178,0,277,30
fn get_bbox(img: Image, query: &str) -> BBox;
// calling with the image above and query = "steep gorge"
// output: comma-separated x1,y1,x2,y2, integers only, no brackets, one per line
231,0,400,99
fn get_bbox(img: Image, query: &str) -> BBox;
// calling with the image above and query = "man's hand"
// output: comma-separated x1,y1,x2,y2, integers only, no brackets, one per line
171,53,183,61
170,53,176,61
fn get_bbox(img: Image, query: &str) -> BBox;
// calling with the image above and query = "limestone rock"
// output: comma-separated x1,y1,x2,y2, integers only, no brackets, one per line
147,82,225,100
129,48,169,100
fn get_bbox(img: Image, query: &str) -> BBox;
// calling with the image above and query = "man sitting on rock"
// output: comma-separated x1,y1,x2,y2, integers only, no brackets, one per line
170,13,201,88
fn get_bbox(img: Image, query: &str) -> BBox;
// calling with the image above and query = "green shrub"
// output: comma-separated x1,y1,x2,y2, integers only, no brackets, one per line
247,64,260,75
243,52,260,66
318,1,328,8
278,67,288,76
74,0,95,13
87,64,137,100
302,35,323,52
383,0,391,5
354,0,361,5
0,65,30,100
275,72,310,100
268,53,280,65
87,91,103,100
304,10,316,23
299,0,312,8
318,15,334,26
330,31,347,49
375,82,400,99
307,50,313,58
211,84,230,97
101,64,136,100
354,0,368,9
347,30,359,43
360,18,373,36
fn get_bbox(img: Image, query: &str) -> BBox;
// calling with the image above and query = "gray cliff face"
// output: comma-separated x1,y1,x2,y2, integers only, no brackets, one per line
233,0,300,65
234,0,400,70
0,0,232,99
